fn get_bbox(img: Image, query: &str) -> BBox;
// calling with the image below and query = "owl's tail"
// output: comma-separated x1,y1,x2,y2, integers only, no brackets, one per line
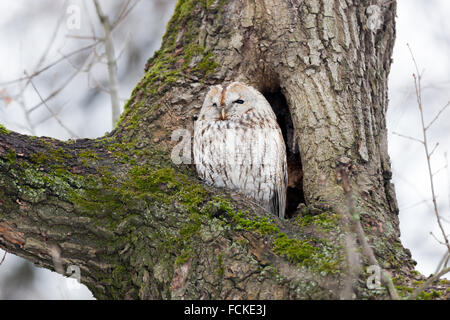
271,185,287,219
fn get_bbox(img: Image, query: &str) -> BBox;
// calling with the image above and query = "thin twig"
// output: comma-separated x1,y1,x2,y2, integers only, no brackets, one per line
434,251,449,275
16,95,37,135
8,4,68,135
430,232,447,246
114,32,131,63
428,142,439,159
33,1,68,74
82,0,97,38
114,0,132,24
111,0,141,30
426,101,450,131
0,250,6,266
28,49,96,114
26,72,79,139
93,0,121,128
0,42,99,87
432,165,447,177
392,131,424,145
66,35,105,41
34,101,70,126
407,45,450,254
88,73,112,94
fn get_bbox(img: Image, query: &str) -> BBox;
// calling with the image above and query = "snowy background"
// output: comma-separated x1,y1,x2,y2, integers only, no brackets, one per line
0,0,449,299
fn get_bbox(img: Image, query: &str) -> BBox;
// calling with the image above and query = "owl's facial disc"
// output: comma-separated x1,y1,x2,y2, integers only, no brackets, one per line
201,84,252,121
218,99,244,120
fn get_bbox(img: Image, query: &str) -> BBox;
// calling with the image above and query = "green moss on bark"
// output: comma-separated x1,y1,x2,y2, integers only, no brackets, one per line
116,0,222,131
0,124,10,135
203,196,343,275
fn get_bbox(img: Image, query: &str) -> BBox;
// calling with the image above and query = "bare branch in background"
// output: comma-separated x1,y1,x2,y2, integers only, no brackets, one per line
428,142,439,159
394,44,450,299
432,164,448,178
34,101,70,127
26,72,79,139
392,131,424,145
112,0,141,30
435,251,450,275
93,0,121,128
407,44,450,253
426,101,450,131
28,49,96,115
1,0,141,135
430,232,447,246
32,1,68,75
0,41,99,136
0,42,99,87
16,95,37,136
0,0,175,300
0,3,68,135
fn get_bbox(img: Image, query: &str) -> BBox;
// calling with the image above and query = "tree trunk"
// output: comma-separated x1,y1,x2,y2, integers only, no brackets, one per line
0,0,417,299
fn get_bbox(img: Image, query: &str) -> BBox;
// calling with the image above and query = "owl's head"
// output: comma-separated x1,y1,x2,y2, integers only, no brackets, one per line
198,82,276,121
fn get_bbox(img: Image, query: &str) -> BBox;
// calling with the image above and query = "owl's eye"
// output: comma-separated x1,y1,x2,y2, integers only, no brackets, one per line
234,99,245,104
212,103,218,108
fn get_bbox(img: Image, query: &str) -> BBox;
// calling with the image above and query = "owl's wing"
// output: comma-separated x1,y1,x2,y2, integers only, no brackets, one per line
277,150,288,219
266,126,288,219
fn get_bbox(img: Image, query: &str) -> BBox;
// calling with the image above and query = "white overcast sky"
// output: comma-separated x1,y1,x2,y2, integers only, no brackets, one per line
388,0,450,278
0,0,449,299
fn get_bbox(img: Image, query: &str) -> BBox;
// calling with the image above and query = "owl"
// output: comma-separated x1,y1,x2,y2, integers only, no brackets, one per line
193,82,288,218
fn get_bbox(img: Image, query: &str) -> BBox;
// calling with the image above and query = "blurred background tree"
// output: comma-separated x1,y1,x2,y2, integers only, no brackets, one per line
0,0,177,299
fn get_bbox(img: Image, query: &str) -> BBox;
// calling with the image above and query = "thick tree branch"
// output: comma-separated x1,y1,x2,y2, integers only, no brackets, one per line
0,131,119,294
0,128,344,299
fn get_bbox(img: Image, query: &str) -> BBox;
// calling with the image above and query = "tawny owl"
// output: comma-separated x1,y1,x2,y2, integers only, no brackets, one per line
193,82,288,218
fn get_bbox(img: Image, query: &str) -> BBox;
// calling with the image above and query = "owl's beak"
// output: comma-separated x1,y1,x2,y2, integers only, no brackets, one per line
220,107,226,120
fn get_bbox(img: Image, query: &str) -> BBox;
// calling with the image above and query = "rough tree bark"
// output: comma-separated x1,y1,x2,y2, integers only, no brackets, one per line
0,0,419,299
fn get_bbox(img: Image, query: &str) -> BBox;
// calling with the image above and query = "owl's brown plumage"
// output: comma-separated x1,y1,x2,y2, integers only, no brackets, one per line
193,82,288,218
